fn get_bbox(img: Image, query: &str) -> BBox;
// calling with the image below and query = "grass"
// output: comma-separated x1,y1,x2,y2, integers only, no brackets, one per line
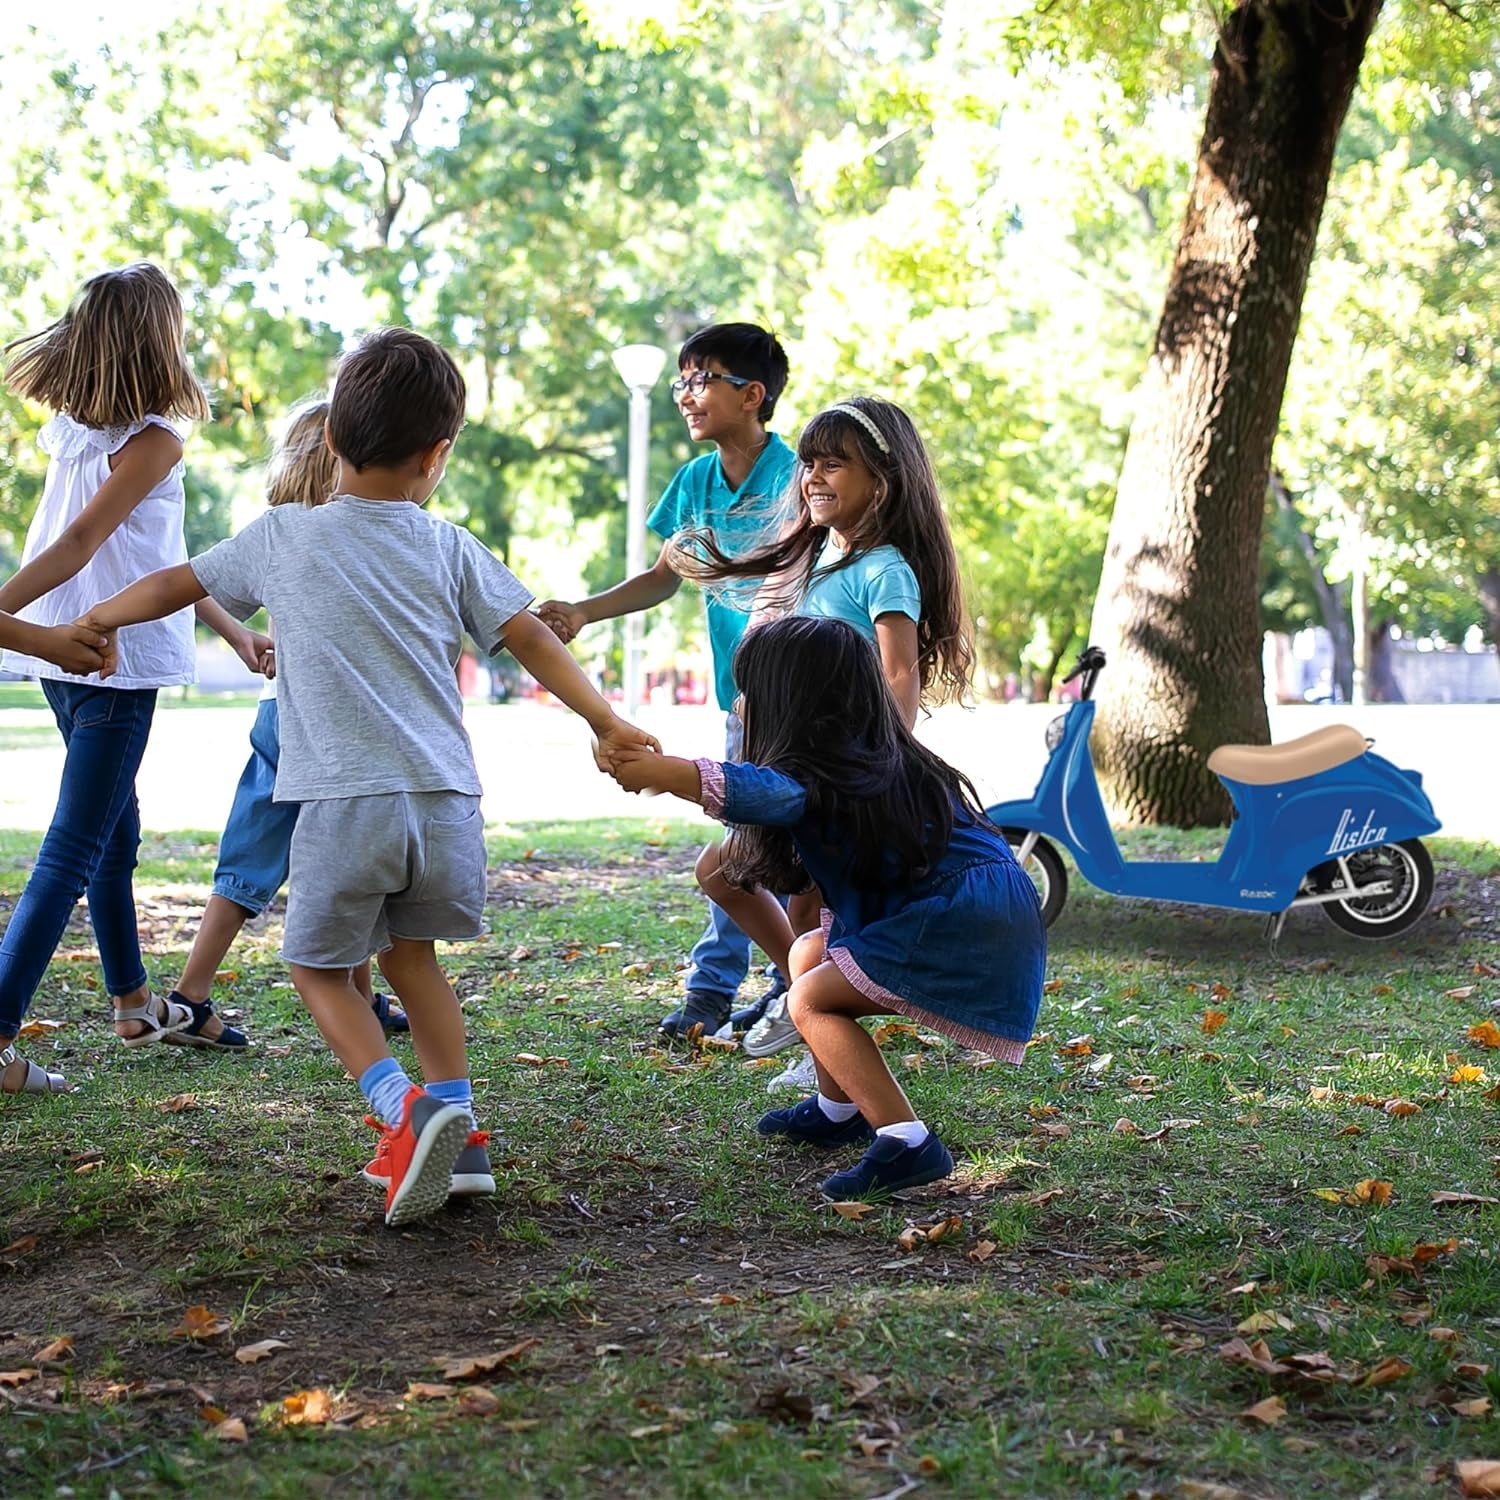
0,821,1497,1498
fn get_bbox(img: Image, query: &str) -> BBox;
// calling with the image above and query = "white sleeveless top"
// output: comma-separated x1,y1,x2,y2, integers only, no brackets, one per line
0,413,196,689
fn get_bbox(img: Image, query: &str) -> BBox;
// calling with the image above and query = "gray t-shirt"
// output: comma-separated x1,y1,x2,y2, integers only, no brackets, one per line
193,497,533,802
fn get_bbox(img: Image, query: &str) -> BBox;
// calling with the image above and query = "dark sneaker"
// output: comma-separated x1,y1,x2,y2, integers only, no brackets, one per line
658,991,731,1041
380,1089,469,1227
818,1132,955,1201
757,1094,875,1148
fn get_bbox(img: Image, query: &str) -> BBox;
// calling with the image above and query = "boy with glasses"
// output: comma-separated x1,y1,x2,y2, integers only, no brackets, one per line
539,323,794,1041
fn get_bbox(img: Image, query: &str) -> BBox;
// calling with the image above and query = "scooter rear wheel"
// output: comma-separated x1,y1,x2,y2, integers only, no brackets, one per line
1002,829,1068,927
1318,838,1435,940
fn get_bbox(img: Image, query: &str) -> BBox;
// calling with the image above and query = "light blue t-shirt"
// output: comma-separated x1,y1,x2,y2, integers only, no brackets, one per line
648,433,796,711
797,538,921,640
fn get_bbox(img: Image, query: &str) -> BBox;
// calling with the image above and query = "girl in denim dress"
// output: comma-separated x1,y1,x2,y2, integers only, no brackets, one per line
609,616,1047,1200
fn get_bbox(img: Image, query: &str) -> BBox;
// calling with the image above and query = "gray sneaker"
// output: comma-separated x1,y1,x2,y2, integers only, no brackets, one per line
742,991,801,1057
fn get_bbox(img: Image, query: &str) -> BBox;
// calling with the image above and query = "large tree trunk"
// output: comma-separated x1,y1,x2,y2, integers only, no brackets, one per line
1086,0,1384,826
1479,565,1500,651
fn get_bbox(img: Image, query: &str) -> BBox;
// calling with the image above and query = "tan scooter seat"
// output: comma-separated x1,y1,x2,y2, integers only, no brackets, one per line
1207,724,1368,786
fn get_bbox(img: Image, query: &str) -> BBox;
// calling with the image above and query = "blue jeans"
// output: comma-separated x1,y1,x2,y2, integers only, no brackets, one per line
685,712,783,1001
213,699,297,915
0,682,157,1037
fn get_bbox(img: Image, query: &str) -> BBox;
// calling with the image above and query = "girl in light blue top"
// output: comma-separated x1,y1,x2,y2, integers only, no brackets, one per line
675,397,974,1064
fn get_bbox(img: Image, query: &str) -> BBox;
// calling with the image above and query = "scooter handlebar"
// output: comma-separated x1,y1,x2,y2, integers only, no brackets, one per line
1062,646,1107,685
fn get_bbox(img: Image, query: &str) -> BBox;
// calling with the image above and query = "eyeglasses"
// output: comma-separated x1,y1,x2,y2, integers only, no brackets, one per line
669,370,753,399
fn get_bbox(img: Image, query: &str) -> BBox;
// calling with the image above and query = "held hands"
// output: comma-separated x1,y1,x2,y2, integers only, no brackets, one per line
536,600,587,644
591,714,662,775
233,629,275,679
609,745,679,796
43,621,114,677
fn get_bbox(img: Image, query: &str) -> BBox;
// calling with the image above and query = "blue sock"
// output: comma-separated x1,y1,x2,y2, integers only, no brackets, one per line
427,1077,477,1129
359,1057,415,1127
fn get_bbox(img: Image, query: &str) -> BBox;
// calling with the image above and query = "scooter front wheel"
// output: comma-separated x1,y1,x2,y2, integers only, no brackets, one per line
1318,838,1435,940
1002,829,1068,927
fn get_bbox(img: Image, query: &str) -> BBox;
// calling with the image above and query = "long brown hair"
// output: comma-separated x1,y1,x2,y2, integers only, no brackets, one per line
266,398,337,507
674,396,974,702
722,616,990,894
4,263,209,428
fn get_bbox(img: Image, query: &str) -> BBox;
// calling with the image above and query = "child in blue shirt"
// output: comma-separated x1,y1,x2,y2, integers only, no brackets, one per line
608,616,1046,1199
538,324,796,1040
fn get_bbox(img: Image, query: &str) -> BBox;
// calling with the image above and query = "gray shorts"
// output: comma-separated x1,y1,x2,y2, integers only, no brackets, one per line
282,791,487,969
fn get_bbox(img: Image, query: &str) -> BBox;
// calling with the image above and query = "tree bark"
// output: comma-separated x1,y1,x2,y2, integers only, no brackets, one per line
1086,0,1384,826
1478,565,1500,651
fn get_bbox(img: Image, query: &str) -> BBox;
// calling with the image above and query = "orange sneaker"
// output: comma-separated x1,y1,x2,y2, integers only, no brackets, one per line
363,1119,493,1199
380,1088,469,1227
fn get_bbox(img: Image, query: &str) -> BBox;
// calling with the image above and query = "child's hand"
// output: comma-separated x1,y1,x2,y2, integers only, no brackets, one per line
610,746,673,796
592,714,662,774
536,600,587,644
233,629,275,677
46,621,112,677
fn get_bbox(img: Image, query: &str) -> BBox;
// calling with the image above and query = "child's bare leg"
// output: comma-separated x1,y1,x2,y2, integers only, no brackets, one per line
292,962,389,1078
695,842,796,974
353,959,375,1005
788,962,916,1127
175,895,255,1001
375,937,466,1085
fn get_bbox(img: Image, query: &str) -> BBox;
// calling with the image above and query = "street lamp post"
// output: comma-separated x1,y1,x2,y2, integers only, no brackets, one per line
611,342,667,716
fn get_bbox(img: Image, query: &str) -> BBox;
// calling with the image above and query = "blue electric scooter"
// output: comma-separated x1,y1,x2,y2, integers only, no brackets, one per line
986,647,1441,940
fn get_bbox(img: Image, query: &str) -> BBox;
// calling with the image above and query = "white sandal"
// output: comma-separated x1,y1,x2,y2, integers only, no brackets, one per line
0,1042,69,1094
113,992,193,1048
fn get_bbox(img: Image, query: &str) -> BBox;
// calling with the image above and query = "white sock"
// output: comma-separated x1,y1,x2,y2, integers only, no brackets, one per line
816,1092,859,1122
876,1119,929,1148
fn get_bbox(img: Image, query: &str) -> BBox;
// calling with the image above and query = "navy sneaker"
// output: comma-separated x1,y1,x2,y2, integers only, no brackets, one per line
658,991,731,1041
818,1131,955,1200
757,1094,876,1148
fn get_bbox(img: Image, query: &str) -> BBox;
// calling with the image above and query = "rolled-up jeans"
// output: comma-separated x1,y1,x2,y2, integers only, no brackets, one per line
0,681,156,1037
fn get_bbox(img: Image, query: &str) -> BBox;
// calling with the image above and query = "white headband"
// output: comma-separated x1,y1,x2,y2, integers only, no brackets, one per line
825,402,890,455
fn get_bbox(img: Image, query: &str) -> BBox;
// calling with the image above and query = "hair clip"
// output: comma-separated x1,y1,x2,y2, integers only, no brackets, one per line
826,402,890,455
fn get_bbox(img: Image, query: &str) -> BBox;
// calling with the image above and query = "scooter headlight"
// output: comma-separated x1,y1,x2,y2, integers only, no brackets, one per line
1044,715,1067,752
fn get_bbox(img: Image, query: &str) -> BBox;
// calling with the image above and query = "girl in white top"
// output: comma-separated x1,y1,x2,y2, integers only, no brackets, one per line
0,263,269,1094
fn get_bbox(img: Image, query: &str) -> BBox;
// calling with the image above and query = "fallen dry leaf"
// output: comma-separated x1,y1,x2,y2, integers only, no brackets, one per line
896,1225,925,1253
17,1018,65,1038
1453,1399,1494,1419
1351,1178,1393,1206
1028,1188,1067,1206
278,1389,333,1426
1458,1460,1500,1497
0,1368,40,1387
968,1240,998,1263
32,1336,74,1365
1057,1036,1093,1057
1457,1363,1492,1379
1384,1098,1423,1117
1451,1065,1489,1085
405,1382,456,1402
234,1339,289,1365
1357,1355,1413,1388
1239,1395,1287,1426
2,1235,40,1256
458,1386,502,1416
1446,986,1480,1000
438,1338,540,1382
198,1403,228,1425
212,1417,248,1443
1042,978,1064,994
1468,1021,1500,1050
1430,1327,1462,1342
924,1215,963,1244
1217,1337,1289,1378
1032,1121,1071,1139
827,1200,878,1221
173,1306,231,1339
1113,1117,1142,1135
1433,1191,1500,1207
1335,1124,1363,1137
1201,1009,1228,1035
1236,1311,1295,1335
1412,1238,1459,1264
158,1093,200,1114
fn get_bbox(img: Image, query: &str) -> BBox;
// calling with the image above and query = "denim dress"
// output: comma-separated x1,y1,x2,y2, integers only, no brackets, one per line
696,760,1047,1062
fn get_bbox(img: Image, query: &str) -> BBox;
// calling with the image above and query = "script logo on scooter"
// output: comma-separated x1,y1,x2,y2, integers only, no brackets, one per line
1326,808,1387,857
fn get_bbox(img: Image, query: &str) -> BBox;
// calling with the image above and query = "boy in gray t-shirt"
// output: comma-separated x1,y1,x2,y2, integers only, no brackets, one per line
86,328,657,1227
